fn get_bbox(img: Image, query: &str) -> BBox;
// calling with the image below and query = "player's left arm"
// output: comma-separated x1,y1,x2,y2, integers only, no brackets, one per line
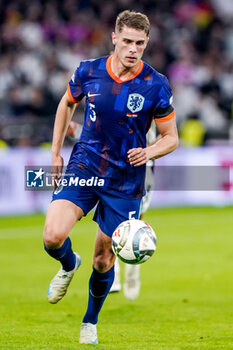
149,116,179,158
128,73,179,167
128,117,179,167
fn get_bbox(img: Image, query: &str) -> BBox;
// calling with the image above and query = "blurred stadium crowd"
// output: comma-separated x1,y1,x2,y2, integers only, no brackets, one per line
0,0,232,147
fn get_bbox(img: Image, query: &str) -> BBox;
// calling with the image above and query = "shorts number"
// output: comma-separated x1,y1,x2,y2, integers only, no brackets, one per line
129,211,136,219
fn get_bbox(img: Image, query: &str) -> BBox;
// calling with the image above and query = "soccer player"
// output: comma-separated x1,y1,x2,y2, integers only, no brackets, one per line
66,121,156,301
43,10,178,345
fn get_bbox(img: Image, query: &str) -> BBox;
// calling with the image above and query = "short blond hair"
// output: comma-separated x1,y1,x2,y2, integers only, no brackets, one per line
115,10,150,36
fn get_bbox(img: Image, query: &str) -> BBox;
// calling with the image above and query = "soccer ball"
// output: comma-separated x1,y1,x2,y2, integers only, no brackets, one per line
112,219,157,264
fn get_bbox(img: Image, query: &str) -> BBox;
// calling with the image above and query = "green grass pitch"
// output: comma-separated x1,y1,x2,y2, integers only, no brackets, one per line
0,206,233,350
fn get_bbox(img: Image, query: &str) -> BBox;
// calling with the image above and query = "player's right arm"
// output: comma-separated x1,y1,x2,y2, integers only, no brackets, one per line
51,91,77,188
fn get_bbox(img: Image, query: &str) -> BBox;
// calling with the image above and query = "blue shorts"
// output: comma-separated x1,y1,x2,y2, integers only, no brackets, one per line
52,169,141,237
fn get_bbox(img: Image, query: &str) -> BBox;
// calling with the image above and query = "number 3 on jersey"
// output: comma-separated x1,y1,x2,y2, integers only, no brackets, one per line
89,103,96,122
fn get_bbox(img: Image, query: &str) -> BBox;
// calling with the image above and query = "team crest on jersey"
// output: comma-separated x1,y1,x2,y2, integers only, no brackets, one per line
127,93,145,113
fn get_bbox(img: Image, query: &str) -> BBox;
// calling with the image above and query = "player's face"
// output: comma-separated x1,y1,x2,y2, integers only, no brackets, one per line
112,26,149,69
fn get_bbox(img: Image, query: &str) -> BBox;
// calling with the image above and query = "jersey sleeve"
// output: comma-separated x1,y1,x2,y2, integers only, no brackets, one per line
67,64,85,104
154,75,175,122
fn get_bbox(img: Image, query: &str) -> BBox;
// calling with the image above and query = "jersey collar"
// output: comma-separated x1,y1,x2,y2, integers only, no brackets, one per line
106,56,143,83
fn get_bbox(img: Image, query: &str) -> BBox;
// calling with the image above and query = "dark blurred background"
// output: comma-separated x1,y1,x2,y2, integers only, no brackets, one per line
0,0,233,147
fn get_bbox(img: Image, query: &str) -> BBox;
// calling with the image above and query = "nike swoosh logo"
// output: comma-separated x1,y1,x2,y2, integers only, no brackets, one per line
88,92,101,98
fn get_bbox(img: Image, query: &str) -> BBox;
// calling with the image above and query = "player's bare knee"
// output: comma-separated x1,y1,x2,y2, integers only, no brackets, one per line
93,252,115,273
93,255,108,272
43,225,64,249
